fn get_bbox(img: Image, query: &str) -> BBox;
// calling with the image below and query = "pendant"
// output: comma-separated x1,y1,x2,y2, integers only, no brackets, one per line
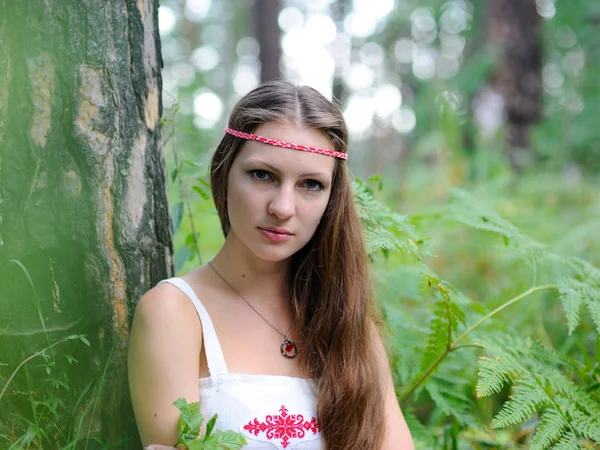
280,339,299,359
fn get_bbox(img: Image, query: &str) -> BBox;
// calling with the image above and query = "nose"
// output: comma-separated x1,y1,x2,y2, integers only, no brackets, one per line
267,184,295,220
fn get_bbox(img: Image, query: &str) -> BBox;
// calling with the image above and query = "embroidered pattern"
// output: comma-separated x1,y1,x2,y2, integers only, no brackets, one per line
243,405,320,449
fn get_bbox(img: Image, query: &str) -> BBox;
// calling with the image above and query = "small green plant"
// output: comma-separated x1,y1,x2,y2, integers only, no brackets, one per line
173,398,247,449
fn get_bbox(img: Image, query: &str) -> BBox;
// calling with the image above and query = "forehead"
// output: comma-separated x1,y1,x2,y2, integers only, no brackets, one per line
235,122,337,176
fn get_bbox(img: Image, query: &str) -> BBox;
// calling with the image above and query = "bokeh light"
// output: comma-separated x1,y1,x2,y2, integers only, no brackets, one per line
193,90,223,128
185,0,212,22
158,6,177,35
536,0,556,19
344,95,375,136
374,84,402,118
391,107,417,134
278,6,304,31
190,45,220,72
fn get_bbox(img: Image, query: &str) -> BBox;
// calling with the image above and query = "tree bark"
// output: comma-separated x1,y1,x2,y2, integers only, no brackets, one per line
253,0,282,82
488,0,543,171
0,0,172,447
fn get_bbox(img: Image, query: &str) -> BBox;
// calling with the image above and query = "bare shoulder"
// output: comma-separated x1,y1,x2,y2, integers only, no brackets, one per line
135,282,201,331
127,281,203,446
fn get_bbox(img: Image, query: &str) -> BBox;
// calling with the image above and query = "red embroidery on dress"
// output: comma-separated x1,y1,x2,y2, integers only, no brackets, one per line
243,405,320,449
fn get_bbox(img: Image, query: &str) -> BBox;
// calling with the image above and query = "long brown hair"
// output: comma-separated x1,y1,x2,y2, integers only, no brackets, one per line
210,81,385,450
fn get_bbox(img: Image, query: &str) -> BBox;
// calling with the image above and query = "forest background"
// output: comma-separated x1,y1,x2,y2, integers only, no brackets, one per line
0,0,599,449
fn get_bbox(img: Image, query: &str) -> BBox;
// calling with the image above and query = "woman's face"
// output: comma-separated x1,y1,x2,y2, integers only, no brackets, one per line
226,121,336,262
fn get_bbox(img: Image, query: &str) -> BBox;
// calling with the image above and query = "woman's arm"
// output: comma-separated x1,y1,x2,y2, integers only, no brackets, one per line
374,332,415,450
127,283,203,447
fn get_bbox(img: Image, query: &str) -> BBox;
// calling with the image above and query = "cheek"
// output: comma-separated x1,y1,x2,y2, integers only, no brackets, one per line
301,195,331,228
227,177,269,228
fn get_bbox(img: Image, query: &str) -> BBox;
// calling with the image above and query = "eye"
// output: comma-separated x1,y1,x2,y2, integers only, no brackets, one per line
250,170,272,182
304,179,325,192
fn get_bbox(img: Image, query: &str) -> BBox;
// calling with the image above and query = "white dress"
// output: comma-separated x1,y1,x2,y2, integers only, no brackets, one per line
159,278,323,450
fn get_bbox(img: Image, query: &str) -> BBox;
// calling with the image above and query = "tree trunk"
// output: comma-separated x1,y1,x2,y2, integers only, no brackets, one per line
488,0,543,171
0,0,172,447
331,0,351,104
253,0,282,82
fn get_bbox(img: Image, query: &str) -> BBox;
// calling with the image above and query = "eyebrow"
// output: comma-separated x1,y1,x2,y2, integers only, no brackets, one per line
246,159,331,179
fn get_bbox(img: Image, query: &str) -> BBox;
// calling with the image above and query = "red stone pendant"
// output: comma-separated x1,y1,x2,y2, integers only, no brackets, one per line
280,339,299,358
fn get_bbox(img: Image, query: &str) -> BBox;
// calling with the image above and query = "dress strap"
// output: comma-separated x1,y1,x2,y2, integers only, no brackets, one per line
158,277,228,376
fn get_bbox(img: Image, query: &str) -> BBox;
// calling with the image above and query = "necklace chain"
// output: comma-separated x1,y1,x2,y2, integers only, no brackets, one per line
207,261,293,339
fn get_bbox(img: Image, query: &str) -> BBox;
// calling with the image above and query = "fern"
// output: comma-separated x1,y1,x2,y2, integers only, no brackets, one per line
425,376,477,426
490,376,550,428
475,336,600,447
549,431,579,450
446,188,548,263
353,178,426,260
557,277,600,334
529,410,568,450
401,409,436,449
355,179,600,448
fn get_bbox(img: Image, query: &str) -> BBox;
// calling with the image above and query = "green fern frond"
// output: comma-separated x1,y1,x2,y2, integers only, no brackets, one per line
445,188,548,262
530,410,568,450
557,278,584,334
419,300,450,373
565,257,600,284
490,376,550,428
476,354,520,398
475,335,536,397
417,268,470,375
353,178,426,260
401,408,436,449
425,377,477,426
548,431,579,450
476,336,600,447
418,263,472,308
446,188,522,238
557,277,600,334
557,395,600,442
584,297,600,334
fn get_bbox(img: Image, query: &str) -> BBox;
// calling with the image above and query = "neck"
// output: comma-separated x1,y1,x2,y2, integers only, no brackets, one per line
209,232,291,309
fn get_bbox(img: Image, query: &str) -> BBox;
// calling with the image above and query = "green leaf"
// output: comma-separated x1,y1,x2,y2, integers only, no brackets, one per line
78,335,90,346
173,398,203,444
174,247,193,273
204,414,217,439
201,430,247,449
192,185,210,200
171,201,185,233
197,177,211,190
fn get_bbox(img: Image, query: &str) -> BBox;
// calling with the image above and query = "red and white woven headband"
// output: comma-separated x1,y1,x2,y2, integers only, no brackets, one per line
225,128,348,160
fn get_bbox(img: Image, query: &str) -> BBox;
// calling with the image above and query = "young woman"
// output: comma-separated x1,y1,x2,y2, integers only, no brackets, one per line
128,81,414,450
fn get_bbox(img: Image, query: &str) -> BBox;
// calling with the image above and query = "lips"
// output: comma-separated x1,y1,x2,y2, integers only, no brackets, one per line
258,227,294,242
259,227,293,235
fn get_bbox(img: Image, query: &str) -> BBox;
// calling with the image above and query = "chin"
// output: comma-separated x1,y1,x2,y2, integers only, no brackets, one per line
253,247,296,263
250,240,309,263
